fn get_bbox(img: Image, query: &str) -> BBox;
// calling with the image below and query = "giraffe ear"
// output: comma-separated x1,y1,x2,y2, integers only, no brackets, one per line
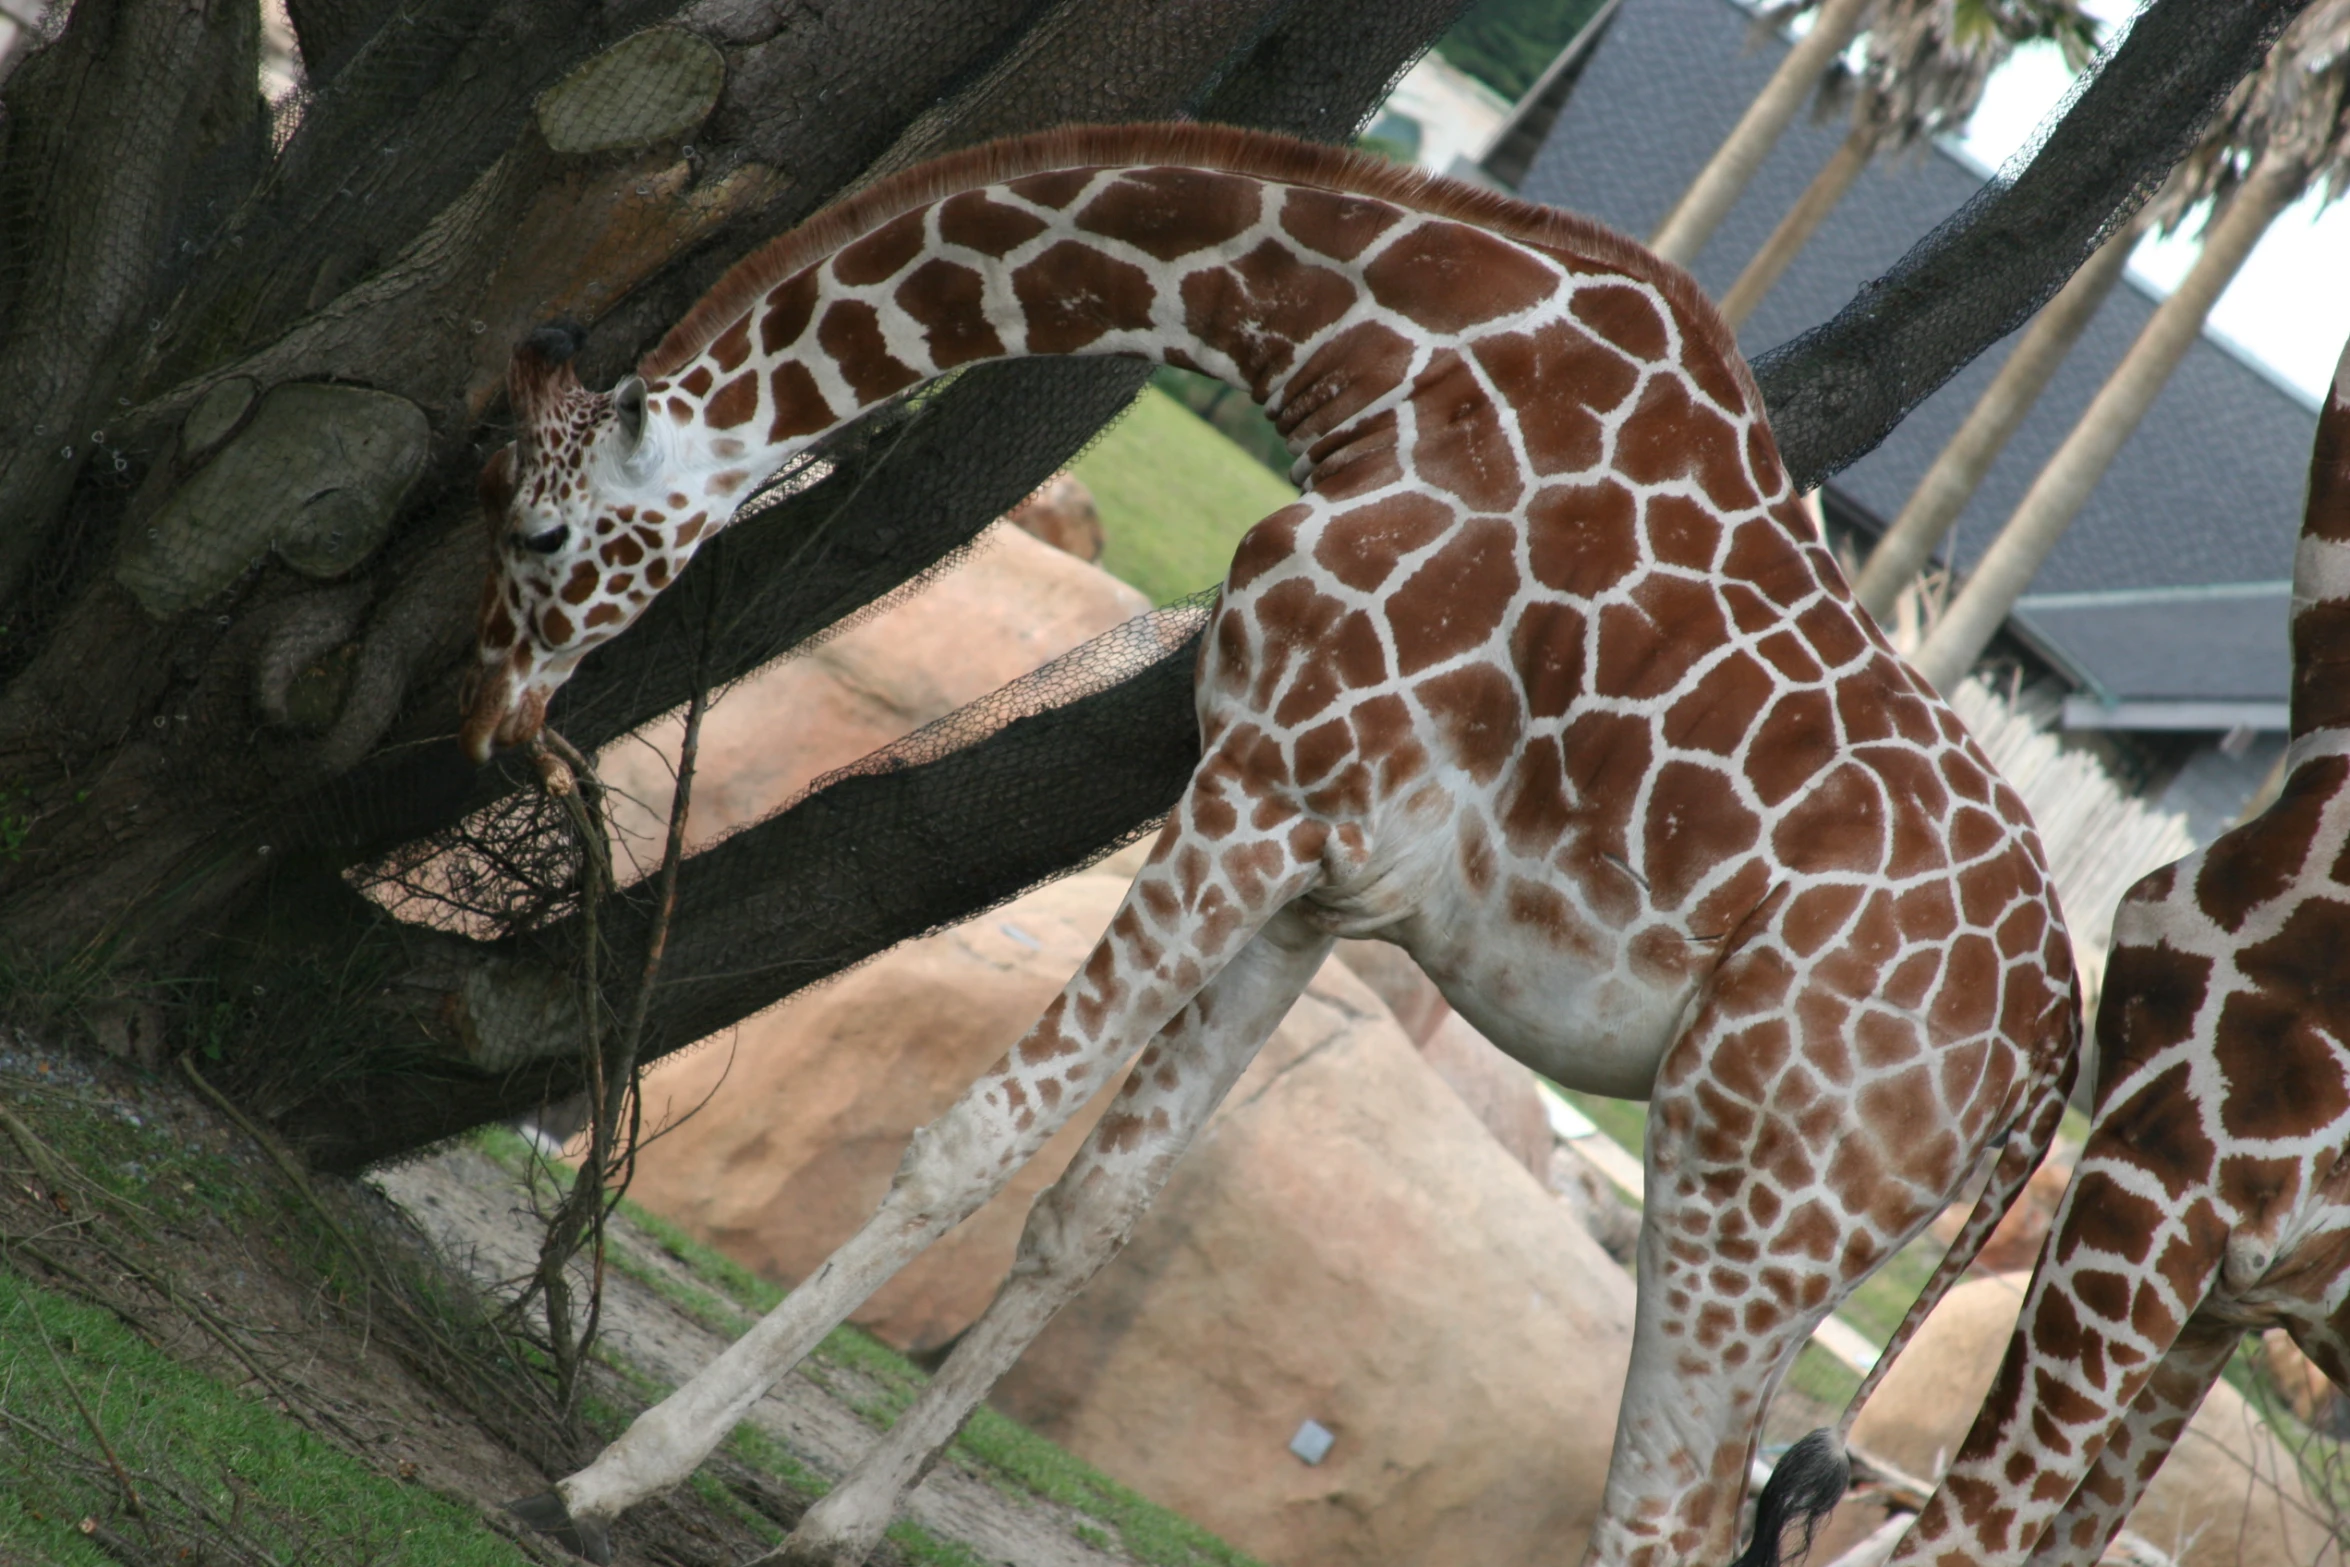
510,325,583,468
612,375,650,465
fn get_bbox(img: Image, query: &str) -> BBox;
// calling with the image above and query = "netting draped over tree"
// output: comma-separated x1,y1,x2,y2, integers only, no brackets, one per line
0,0,2315,1170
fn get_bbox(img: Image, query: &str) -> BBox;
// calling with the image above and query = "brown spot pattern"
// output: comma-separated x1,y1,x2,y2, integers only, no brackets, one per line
1011,241,1156,354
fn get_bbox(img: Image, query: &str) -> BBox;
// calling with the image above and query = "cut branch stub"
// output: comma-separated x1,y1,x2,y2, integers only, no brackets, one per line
448,954,591,1071
117,384,429,617
533,26,726,155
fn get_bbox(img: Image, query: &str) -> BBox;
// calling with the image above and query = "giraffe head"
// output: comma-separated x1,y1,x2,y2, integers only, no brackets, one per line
460,323,702,762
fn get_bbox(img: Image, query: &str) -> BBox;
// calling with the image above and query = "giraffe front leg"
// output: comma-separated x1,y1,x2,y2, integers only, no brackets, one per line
761,913,1335,1567
515,749,1327,1559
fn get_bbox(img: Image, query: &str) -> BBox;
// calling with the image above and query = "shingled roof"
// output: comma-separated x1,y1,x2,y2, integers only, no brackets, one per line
1515,0,2317,731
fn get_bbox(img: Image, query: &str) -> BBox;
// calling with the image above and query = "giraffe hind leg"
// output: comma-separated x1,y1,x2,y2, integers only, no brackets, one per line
525,754,1326,1543
1745,1037,2077,1567
763,910,1336,1567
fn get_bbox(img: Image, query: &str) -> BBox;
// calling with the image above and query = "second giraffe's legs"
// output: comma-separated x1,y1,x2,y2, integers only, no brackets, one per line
764,912,1335,1567
2018,1324,2238,1567
531,754,1325,1554
1884,1131,2232,1567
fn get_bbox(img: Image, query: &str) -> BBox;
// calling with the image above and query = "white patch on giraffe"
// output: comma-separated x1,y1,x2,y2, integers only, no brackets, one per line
2293,532,2350,610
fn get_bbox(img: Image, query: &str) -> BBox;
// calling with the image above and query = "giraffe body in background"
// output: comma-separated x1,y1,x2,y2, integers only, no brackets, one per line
1867,341,2350,1567
462,125,2081,1567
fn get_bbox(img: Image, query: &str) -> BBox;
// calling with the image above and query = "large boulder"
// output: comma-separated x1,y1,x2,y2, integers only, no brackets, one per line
626,867,1640,1567
1851,1274,2331,1567
597,520,1148,857
993,957,1637,1567
1416,1011,1553,1179
1006,472,1105,562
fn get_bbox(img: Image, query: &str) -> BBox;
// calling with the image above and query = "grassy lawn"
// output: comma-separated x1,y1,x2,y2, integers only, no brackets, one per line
0,1268,526,1566
1073,387,1298,606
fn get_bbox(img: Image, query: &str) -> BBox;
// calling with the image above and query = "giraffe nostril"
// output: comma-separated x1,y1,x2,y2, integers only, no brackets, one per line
521,524,569,554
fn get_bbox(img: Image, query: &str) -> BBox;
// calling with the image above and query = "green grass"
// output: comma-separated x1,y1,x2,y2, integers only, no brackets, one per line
1436,0,1614,101
1072,387,1299,605
0,1267,526,1565
476,1127,1265,1567
1551,1085,1652,1160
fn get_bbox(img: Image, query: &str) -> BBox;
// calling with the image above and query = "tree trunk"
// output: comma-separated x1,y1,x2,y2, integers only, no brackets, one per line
1911,152,2304,692
1850,213,2143,621
1649,0,1871,267
1718,118,1873,328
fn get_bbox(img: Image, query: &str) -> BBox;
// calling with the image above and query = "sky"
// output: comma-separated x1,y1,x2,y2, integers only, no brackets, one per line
1954,0,2350,406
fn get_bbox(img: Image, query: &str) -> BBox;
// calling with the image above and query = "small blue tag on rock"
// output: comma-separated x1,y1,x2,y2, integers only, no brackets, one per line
1288,1419,1335,1465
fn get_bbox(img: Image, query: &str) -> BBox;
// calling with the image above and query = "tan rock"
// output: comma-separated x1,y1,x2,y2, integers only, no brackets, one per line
1416,1010,1553,1178
1332,937,1449,1044
1006,472,1105,562
994,957,1636,1567
1927,1155,2074,1277
597,521,1148,867
1851,1274,2332,1567
630,872,1636,1567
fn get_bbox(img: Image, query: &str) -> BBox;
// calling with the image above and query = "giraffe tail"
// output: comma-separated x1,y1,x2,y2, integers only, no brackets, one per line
1733,1018,2081,1567
1731,1428,1849,1567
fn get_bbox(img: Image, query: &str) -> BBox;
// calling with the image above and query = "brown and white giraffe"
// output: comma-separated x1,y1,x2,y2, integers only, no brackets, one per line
459,124,2082,1567
1845,338,2350,1567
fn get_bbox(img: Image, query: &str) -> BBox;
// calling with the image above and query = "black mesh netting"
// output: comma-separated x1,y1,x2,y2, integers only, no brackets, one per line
0,0,2316,1168
1753,0,2308,490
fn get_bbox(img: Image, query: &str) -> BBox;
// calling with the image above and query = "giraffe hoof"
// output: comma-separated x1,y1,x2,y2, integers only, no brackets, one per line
505,1490,615,1564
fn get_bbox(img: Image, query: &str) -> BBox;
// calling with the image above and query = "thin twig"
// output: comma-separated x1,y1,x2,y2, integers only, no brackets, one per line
30,1310,148,1531
179,1057,366,1266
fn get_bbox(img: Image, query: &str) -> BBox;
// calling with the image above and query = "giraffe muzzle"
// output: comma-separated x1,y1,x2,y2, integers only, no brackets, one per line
458,659,551,763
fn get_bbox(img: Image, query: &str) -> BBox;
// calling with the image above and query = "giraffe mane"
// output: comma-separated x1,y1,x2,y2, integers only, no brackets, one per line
639,122,1761,413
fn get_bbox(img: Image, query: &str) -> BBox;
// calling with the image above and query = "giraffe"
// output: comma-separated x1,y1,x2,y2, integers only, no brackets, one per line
458,124,2083,1567
1843,336,2350,1567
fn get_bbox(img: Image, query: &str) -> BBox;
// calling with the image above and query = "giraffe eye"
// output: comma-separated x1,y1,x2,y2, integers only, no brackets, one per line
520,524,569,555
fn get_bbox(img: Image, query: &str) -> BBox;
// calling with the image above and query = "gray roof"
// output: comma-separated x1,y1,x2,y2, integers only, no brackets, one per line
1516,0,2317,724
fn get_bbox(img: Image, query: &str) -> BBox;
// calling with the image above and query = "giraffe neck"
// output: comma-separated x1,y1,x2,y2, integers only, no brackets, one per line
633,124,1759,552
2289,341,2350,755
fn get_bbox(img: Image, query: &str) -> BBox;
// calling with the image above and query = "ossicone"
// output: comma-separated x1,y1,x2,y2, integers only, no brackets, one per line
509,318,590,442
